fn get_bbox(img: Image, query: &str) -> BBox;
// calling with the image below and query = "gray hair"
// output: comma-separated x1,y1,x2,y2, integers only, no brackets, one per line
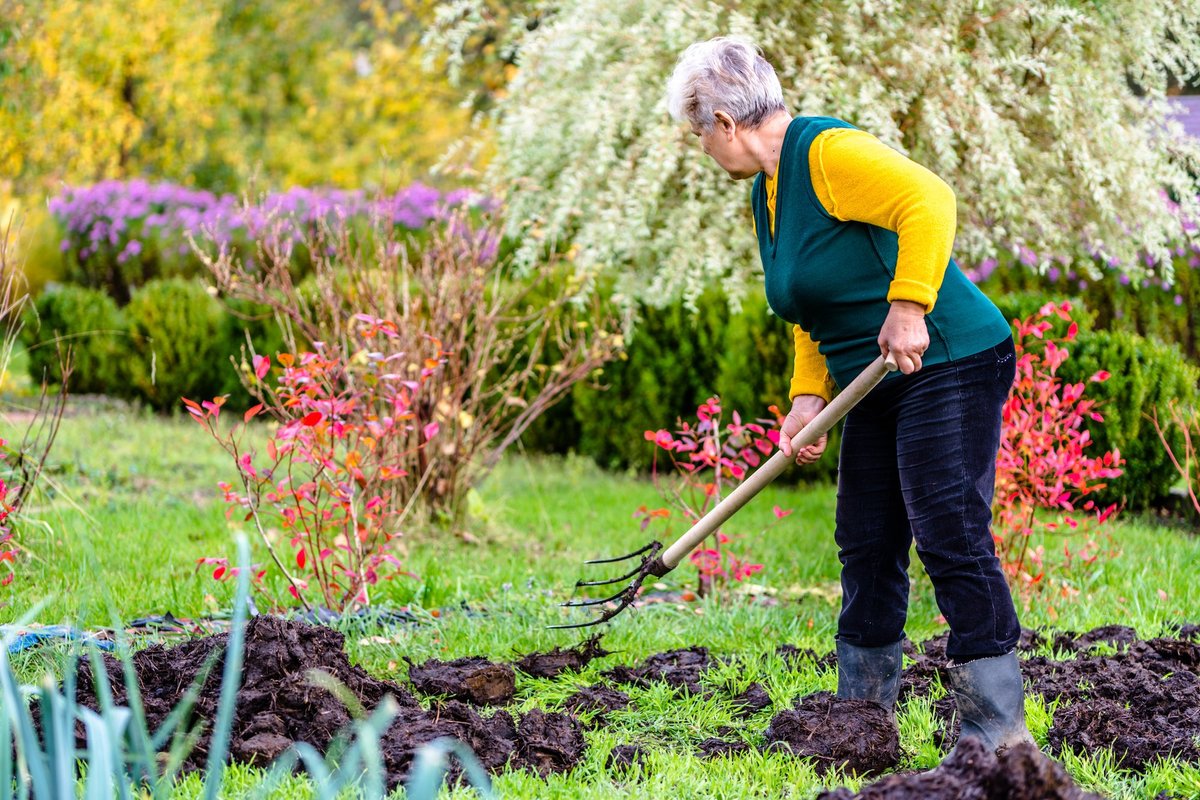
666,36,786,131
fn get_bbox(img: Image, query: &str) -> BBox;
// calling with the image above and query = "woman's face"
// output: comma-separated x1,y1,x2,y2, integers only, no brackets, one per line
691,112,756,180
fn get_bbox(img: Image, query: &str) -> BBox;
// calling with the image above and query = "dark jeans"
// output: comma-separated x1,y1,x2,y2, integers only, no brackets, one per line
834,337,1019,662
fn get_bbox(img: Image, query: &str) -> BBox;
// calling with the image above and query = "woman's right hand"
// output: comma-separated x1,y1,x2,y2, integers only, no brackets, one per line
779,394,829,465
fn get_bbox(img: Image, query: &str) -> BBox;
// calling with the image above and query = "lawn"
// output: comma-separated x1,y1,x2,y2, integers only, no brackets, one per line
5,404,1200,798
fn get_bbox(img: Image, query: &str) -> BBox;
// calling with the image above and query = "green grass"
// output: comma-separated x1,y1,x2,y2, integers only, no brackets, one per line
5,407,1200,798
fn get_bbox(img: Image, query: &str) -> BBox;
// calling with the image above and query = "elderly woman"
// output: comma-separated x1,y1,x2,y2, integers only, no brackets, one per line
666,36,1033,757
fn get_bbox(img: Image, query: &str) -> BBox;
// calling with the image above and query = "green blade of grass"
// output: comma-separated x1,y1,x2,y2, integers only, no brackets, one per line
201,533,251,800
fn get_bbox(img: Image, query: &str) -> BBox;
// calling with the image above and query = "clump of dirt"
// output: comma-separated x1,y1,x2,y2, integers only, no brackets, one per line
407,655,516,706
763,691,900,776
603,646,712,695
516,708,587,777
1050,624,1138,654
607,744,650,772
514,635,611,679
697,737,750,758
907,625,1200,769
731,683,772,716
71,616,584,787
817,737,1103,799
563,684,632,718
1021,636,1200,768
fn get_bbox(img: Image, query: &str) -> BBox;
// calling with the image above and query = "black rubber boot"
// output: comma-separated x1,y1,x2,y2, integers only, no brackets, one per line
946,650,1035,753
835,639,903,719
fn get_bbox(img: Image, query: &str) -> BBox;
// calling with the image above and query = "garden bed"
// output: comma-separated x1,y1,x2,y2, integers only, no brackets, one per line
67,616,1200,795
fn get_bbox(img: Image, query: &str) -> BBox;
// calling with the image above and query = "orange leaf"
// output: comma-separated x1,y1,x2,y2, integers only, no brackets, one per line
244,403,264,423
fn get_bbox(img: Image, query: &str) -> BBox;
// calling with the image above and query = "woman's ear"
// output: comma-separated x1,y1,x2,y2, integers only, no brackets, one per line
714,110,737,140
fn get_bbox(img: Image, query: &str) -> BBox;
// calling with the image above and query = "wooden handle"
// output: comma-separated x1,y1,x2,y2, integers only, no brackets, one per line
659,354,898,570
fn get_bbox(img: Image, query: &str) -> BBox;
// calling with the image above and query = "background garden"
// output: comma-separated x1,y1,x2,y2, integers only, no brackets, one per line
3,0,1200,797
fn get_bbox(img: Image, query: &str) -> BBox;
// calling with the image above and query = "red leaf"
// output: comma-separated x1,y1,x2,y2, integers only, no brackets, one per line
301,411,323,427
244,403,264,423
213,566,226,580
254,354,271,380
297,548,307,569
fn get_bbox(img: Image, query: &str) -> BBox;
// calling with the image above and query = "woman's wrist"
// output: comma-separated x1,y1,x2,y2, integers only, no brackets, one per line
791,394,828,414
890,299,927,316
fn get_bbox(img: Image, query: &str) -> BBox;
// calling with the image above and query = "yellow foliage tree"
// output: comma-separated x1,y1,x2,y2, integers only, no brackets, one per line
0,0,469,197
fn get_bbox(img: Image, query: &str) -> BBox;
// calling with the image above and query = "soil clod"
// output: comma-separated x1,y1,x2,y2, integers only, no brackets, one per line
606,744,649,772
516,709,586,777
603,646,712,695
697,737,750,758
515,635,611,679
563,684,632,718
764,691,900,776
407,655,516,706
816,737,1103,799
730,683,772,716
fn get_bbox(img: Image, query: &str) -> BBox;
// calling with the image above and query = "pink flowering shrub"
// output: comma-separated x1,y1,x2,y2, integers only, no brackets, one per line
640,398,791,597
994,301,1124,604
187,314,446,612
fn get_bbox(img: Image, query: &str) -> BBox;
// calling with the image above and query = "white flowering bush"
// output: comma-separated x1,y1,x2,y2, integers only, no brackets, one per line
430,0,1200,312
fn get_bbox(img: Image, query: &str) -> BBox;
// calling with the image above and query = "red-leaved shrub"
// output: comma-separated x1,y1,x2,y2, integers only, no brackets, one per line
641,398,790,597
994,301,1123,605
187,314,445,612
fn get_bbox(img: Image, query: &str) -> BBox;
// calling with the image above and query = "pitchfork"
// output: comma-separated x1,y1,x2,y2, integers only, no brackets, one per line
550,353,898,629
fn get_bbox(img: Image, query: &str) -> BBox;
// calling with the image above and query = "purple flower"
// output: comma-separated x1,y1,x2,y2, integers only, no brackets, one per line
1175,294,1184,306
116,239,143,264
1047,267,1060,283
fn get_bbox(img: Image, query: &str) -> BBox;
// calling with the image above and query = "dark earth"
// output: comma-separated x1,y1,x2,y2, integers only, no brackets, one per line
62,615,1200,795
764,691,901,776
513,634,610,679
817,737,1104,800
71,616,584,787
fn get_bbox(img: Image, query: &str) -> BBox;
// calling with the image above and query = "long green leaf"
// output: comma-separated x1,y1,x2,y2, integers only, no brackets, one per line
201,533,251,800
79,706,115,799
0,697,11,799
405,737,495,800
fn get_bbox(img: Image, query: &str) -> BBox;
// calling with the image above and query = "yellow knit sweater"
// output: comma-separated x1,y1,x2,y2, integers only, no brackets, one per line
764,127,958,402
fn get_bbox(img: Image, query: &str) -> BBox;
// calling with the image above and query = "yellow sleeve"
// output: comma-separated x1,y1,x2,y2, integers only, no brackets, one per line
808,127,956,312
790,325,836,403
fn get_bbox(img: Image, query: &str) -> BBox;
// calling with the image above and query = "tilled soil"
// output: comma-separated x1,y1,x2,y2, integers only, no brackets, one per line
514,635,610,679
71,616,584,786
909,627,1200,769
603,645,713,695
817,737,1104,800
563,684,633,719
406,655,516,705
63,615,1200,794
764,691,901,776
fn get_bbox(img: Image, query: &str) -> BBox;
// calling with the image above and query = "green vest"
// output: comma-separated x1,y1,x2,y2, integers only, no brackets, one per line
751,116,1011,388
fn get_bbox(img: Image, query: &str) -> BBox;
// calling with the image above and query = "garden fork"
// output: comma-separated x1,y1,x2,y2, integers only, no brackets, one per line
550,353,898,629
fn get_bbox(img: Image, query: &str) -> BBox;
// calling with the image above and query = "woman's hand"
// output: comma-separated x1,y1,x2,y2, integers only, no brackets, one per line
779,394,829,465
878,300,929,374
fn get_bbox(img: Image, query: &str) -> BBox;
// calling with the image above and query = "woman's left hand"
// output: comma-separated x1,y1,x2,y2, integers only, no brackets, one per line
878,300,929,374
